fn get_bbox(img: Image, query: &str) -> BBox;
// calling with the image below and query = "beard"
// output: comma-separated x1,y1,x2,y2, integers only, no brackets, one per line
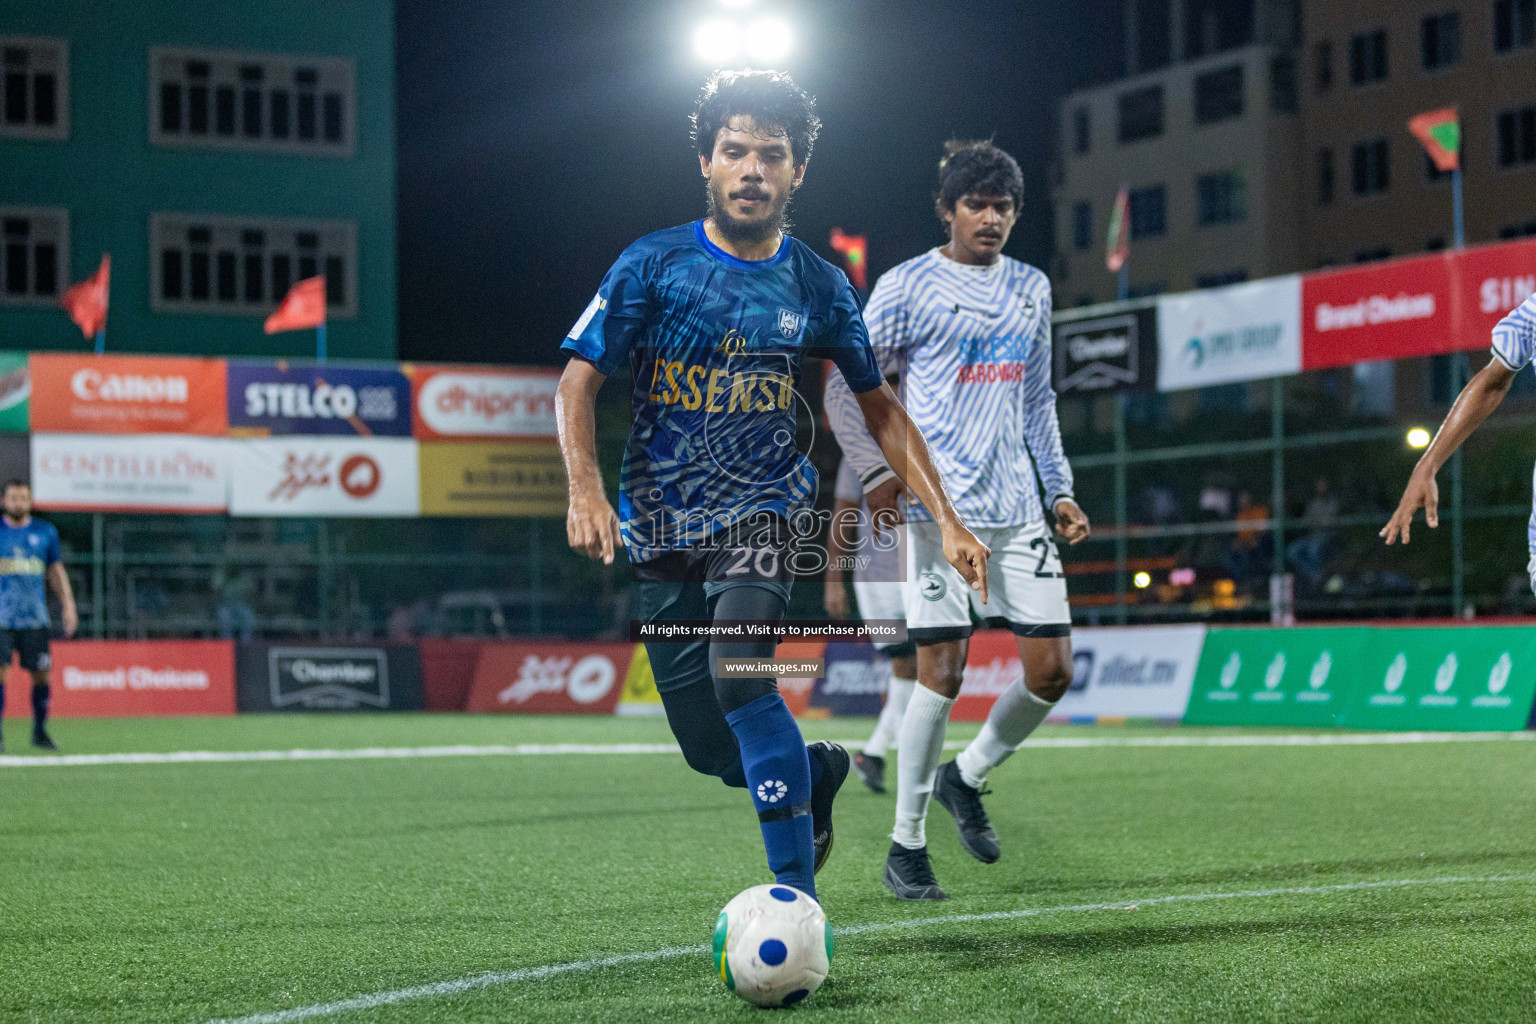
706,177,793,244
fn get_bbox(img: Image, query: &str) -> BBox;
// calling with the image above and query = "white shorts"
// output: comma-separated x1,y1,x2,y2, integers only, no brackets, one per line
851,581,909,651
904,518,1071,642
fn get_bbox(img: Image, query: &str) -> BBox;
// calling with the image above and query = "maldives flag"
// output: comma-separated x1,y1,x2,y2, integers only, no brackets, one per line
264,276,327,334
1409,107,1460,172
60,254,110,338
1105,185,1130,273
829,227,868,291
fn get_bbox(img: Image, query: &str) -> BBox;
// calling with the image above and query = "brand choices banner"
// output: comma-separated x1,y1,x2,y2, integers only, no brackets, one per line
1301,254,1457,370
410,367,560,439
229,437,420,517
234,643,425,711
2,640,236,718
30,354,228,434
1052,302,1159,395
1184,625,1536,730
227,361,411,437
465,641,632,714
1158,276,1302,391
31,433,229,513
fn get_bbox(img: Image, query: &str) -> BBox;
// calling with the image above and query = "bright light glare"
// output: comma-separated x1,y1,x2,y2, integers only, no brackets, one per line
1406,427,1432,449
1133,571,1152,589
694,18,741,61
718,0,755,8
746,17,793,60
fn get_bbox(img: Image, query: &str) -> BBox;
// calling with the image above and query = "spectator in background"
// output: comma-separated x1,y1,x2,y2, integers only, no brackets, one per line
1197,474,1233,521
1140,483,1179,526
216,571,256,643
1224,490,1271,586
1287,476,1340,587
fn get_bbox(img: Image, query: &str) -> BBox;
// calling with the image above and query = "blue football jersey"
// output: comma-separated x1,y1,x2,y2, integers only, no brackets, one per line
563,221,884,562
0,518,60,629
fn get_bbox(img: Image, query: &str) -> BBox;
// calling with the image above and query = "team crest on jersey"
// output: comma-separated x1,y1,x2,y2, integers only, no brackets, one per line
776,308,803,338
919,573,947,601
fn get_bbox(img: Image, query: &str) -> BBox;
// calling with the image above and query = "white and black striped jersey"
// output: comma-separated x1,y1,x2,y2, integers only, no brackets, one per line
823,248,1074,528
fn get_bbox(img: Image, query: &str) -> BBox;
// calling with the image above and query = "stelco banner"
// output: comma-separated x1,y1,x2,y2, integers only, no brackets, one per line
229,437,420,517
227,361,412,437
235,643,425,711
1157,276,1302,391
1052,302,1159,395
29,354,228,434
31,433,229,513
410,366,560,440
2,640,236,718
464,641,632,714
417,441,567,517
1184,625,1536,730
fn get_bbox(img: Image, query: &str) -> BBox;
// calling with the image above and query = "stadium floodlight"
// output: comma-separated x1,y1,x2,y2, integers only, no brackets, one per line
1133,571,1152,589
695,18,742,62
1406,427,1432,449
717,0,755,8
745,17,793,61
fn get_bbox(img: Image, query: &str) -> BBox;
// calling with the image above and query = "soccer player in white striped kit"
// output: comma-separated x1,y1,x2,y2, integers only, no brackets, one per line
825,141,1089,899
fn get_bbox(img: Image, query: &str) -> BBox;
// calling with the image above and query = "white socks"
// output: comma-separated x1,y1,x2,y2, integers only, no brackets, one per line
955,680,1055,789
891,683,955,850
863,676,916,758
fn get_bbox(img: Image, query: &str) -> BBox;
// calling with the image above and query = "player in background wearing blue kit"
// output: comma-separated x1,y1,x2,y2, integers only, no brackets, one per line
556,71,988,901
0,481,78,752
1382,294,1536,590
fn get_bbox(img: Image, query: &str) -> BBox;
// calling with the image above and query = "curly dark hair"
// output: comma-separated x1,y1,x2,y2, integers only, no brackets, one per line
934,139,1024,216
691,69,821,165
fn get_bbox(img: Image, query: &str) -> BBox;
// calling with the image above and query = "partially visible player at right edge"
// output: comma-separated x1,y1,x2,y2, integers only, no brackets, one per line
1382,294,1536,587
0,480,78,752
826,141,1089,899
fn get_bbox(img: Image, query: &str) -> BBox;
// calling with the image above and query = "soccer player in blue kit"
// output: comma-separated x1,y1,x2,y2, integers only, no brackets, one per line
0,480,78,752
556,70,989,901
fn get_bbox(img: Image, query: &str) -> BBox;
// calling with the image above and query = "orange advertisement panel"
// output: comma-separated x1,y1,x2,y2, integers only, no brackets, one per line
29,354,229,435
465,641,633,714
1,640,236,718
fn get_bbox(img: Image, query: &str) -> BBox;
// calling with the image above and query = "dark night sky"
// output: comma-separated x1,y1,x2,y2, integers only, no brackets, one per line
395,0,1124,365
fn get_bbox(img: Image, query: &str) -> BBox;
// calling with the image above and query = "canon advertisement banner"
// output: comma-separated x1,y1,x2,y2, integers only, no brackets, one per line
1052,302,1159,395
235,643,425,711
227,361,412,437
31,433,229,513
229,437,419,517
1157,276,1302,391
29,354,228,434
410,366,560,440
464,641,632,714
1301,253,1456,370
2,641,236,718
953,626,1203,721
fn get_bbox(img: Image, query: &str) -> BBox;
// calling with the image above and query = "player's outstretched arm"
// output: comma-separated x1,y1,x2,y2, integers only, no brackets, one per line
1381,358,1516,545
853,384,991,602
556,356,622,565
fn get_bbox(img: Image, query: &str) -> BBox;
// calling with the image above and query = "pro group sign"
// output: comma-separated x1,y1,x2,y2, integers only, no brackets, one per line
410,366,560,440
228,361,411,437
1156,276,1302,391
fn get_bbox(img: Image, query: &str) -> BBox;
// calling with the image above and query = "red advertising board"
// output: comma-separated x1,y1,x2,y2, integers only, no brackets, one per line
1,640,236,718
465,641,632,714
30,354,228,435
1455,236,1536,345
1301,253,1456,370
409,365,560,440
952,630,1019,722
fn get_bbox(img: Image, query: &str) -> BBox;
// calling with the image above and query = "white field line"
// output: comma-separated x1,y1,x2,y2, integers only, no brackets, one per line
204,873,1536,1024
3,730,1534,769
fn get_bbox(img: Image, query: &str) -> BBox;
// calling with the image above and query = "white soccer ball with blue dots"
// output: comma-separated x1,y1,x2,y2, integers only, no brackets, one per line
713,883,831,1008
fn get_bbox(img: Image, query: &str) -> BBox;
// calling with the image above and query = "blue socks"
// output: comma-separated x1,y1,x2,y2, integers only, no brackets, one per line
725,692,816,899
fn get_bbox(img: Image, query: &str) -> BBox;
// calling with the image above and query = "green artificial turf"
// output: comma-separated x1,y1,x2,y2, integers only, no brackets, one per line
1,714,1533,1023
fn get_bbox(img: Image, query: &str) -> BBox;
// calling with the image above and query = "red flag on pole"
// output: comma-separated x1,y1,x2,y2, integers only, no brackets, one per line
1408,107,1461,172
60,254,110,338
829,228,868,291
264,276,327,334
1105,185,1130,273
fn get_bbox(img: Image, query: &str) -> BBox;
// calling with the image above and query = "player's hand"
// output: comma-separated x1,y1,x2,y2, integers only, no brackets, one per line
566,486,621,564
1380,467,1439,546
865,477,906,537
61,604,78,639
941,524,990,605
1054,499,1091,545
823,580,849,619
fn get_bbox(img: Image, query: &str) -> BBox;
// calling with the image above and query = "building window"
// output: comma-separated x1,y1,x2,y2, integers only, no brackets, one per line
1314,40,1333,91
1196,170,1246,225
1072,106,1090,155
1129,185,1166,238
1270,53,1298,113
1118,85,1164,143
1494,0,1536,52
1352,139,1391,195
1426,236,1448,251
1348,29,1388,85
1499,219,1536,238
151,214,357,317
1,37,68,141
1134,0,1173,71
1421,13,1461,70
1354,246,1392,263
150,48,355,156
1498,106,1536,168
1072,201,1092,250
1194,64,1244,124
0,207,68,307
1317,149,1335,204
1195,269,1248,289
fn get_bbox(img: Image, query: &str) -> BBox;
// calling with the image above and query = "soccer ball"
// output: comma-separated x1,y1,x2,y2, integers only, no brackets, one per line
713,884,832,1008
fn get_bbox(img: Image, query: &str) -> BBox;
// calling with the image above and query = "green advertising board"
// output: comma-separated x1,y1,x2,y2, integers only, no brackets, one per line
1185,625,1536,730
0,353,28,432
